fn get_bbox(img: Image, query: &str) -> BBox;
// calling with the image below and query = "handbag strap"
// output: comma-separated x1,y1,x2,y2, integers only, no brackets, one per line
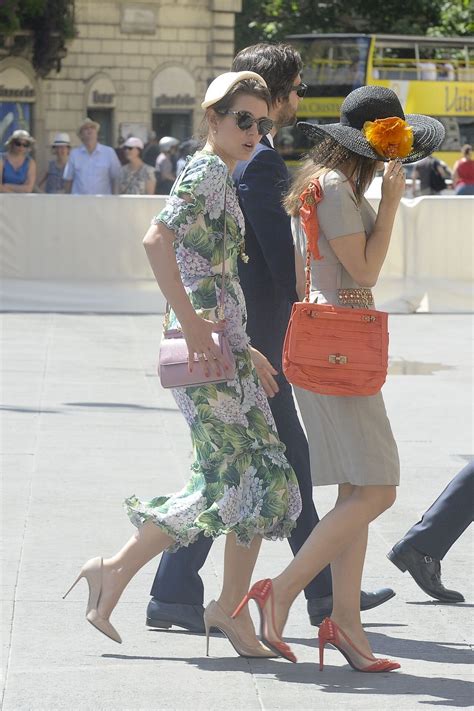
164,160,229,329
299,178,324,303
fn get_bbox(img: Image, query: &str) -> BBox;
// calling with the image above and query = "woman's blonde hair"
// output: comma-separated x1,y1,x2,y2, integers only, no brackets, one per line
284,137,378,216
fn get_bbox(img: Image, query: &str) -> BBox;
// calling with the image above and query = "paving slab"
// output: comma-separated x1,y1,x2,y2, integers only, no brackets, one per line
1,313,473,710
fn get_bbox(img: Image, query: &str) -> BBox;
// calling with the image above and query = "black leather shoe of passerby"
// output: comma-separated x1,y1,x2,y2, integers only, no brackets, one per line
146,599,206,632
387,540,465,603
307,588,396,626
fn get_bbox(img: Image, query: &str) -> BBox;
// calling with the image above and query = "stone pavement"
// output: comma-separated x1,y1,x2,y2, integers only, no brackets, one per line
1,313,473,711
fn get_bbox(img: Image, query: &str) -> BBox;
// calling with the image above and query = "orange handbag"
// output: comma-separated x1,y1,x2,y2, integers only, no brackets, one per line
282,179,389,397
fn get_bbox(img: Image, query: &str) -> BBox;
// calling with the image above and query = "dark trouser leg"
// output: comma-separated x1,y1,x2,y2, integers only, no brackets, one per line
269,374,332,599
403,461,474,560
150,534,213,604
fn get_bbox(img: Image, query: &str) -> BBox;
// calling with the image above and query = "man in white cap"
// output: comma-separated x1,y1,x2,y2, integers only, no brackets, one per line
63,118,121,195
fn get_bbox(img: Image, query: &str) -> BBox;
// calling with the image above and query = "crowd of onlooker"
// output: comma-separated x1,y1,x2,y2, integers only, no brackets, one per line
1,116,473,196
0,117,200,196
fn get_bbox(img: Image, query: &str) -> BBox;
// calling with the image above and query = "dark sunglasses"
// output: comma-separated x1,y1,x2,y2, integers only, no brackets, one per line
13,140,30,147
123,146,136,150
218,110,274,136
291,82,308,98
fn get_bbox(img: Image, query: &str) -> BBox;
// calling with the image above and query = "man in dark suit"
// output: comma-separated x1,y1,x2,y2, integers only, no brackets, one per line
146,43,394,633
388,460,473,601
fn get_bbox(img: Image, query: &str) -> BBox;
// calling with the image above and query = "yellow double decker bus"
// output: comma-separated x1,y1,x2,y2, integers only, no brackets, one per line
278,34,474,167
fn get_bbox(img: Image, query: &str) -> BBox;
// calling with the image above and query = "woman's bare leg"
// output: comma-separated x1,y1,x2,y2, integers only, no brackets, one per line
217,533,262,642
98,521,174,619
329,484,372,656
270,485,397,638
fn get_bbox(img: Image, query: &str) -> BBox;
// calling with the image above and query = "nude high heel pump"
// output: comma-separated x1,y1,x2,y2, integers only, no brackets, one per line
232,579,297,663
204,600,277,658
63,556,122,644
318,618,400,672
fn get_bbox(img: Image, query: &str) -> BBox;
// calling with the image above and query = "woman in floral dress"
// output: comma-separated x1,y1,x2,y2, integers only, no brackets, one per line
65,72,301,656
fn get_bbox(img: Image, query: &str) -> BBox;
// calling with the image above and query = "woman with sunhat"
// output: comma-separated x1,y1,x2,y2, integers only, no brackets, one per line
118,136,156,195
38,132,71,194
232,86,444,672
63,71,301,661
0,129,36,193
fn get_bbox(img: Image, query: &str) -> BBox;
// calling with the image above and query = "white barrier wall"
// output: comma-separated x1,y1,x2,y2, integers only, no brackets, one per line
1,193,473,312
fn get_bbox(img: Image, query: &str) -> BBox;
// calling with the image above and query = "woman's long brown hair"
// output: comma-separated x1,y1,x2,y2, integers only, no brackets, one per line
284,137,378,216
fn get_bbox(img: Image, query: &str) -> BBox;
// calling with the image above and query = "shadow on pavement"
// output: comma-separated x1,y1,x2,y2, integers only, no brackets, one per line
102,654,474,707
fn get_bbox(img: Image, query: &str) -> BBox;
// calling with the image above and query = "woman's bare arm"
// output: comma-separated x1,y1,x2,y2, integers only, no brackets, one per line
143,220,228,375
146,175,156,195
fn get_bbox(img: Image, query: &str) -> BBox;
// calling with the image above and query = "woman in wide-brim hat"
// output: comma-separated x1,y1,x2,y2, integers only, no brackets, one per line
232,86,445,673
0,129,37,193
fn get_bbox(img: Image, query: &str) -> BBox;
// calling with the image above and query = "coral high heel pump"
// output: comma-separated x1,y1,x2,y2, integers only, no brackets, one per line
63,556,122,644
318,618,400,672
232,579,296,663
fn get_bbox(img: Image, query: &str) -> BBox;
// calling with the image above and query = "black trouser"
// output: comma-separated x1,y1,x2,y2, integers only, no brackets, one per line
403,460,474,560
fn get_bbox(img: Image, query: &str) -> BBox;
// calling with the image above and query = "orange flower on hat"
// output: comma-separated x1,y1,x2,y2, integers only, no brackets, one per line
362,117,414,159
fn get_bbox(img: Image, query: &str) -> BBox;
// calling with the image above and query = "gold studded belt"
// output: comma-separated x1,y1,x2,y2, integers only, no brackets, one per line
337,288,374,309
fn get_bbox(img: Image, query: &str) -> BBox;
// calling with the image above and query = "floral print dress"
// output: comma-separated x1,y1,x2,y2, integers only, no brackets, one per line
125,152,301,549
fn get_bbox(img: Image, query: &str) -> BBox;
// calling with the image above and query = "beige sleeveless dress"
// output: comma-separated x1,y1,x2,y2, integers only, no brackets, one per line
292,169,400,487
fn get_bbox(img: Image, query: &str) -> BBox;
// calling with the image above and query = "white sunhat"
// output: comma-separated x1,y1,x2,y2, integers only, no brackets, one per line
201,71,268,109
5,129,35,147
158,136,179,151
123,137,144,150
52,132,71,146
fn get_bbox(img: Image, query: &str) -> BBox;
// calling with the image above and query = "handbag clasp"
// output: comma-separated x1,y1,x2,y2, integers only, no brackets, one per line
329,354,348,365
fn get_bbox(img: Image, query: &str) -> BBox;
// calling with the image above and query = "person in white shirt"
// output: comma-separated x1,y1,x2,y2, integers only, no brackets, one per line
63,118,121,195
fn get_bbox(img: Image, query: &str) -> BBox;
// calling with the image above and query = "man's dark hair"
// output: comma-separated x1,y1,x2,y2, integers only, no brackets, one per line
232,43,303,104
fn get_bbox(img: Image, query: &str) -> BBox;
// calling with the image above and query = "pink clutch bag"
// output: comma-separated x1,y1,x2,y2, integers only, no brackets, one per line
158,329,235,389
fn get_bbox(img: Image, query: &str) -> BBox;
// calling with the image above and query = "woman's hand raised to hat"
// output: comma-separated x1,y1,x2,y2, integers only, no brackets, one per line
381,160,405,204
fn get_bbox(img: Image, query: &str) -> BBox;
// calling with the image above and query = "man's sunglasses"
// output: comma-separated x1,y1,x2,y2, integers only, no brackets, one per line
218,110,274,136
13,140,30,147
291,82,308,98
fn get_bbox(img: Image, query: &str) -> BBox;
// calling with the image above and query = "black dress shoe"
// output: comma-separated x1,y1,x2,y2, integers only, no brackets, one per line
307,587,396,626
387,540,465,603
146,599,205,632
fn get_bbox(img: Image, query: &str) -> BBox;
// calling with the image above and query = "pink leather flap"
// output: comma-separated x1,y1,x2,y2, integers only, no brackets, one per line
160,332,224,366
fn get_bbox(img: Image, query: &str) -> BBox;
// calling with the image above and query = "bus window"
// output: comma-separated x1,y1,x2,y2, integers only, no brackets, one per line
372,38,474,82
435,117,474,151
290,35,370,93
372,41,417,81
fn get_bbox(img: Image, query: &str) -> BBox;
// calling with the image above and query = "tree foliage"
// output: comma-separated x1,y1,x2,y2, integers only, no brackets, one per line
427,0,474,37
0,0,76,77
235,0,474,50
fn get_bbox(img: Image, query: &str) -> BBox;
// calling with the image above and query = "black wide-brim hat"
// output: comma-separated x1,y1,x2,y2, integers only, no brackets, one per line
298,85,445,164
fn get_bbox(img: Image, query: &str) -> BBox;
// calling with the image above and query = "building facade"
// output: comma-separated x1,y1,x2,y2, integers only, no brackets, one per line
0,0,241,172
